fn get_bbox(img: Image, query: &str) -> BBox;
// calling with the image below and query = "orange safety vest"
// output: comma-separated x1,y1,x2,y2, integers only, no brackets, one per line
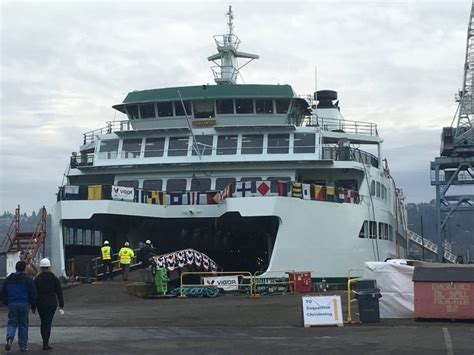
101,246,112,260
119,247,135,265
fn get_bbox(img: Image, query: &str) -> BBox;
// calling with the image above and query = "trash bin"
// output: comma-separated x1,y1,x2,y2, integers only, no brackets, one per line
354,279,382,323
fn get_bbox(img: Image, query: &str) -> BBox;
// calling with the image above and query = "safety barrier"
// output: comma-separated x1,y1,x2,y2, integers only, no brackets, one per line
346,268,363,323
179,271,254,298
91,248,140,279
252,270,296,296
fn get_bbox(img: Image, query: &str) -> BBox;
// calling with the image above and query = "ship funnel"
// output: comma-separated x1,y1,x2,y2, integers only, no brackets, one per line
315,90,338,109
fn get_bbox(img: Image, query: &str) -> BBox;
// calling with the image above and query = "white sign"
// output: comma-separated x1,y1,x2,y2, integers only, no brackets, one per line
302,295,344,327
111,185,134,201
203,275,239,291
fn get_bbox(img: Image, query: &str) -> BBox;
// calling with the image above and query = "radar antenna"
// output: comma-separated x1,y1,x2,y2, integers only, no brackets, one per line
207,6,259,85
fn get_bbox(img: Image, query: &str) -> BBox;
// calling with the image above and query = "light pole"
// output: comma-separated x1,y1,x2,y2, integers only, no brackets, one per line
420,215,425,261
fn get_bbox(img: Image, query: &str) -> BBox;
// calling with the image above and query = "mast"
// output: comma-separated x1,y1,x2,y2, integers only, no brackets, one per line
208,6,259,85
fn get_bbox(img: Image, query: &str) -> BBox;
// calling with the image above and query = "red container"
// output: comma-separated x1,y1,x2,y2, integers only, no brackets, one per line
413,266,474,320
288,272,312,293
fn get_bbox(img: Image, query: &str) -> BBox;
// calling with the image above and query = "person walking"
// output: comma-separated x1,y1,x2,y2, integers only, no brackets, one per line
33,258,64,351
118,242,135,281
1,260,37,352
138,240,157,269
100,240,114,280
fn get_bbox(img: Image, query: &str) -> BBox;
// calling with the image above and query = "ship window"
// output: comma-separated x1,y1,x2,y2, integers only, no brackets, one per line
144,137,165,157
191,178,211,192
256,99,273,114
267,134,289,154
126,105,139,120
294,133,315,153
235,99,254,114
276,99,291,114
370,181,375,196
139,104,156,119
217,135,238,155
216,99,234,114
384,224,389,240
143,180,163,191
378,223,383,239
336,179,358,191
166,179,187,192
193,100,215,118
122,138,142,158
93,230,102,246
168,136,189,156
389,225,393,241
192,135,213,156
267,177,291,193
216,178,236,191
369,221,377,239
85,229,92,245
99,139,119,159
117,180,139,188
376,182,381,198
157,102,173,117
241,134,263,154
359,221,368,238
175,100,192,116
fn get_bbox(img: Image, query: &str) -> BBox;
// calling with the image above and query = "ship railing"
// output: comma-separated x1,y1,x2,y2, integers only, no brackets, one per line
82,120,134,145
309,116,378,136
70,153,94,168
91,249,140,279
322,146,379,168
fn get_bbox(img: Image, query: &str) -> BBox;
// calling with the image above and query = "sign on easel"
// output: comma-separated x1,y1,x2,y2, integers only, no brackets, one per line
302,295,344,327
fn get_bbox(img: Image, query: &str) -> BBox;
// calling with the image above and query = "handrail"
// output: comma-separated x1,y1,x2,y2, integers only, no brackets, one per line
313,116,378,137
180,271,254,298
91,248,140,278
1,206,19,253
346,268,363,324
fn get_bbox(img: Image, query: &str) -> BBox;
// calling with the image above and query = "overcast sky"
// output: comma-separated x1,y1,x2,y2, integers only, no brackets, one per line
0,0,471,213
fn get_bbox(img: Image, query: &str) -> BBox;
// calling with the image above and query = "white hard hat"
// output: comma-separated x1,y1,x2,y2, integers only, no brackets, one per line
40,258,51,268
124,242,130,246
145,240,151,245
104,240,109,245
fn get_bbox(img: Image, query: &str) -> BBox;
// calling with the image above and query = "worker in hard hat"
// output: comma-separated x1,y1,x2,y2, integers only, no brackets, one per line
138,240,157,269
118,242,135,281
100,240,114,281
33,258,64,351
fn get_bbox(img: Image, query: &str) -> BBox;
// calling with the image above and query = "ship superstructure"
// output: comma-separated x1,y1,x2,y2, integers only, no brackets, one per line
50,7,408,280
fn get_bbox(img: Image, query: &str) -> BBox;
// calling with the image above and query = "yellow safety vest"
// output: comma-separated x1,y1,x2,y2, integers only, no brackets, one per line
119,247,135,265
101,246,111,260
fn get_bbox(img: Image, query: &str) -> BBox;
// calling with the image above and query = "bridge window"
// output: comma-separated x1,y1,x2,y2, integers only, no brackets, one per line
216,178,236,191
389,225,393,241
256,99,273,114
144,137,165,157
369,221,377,239
157,102,173,117
143,180,163,191
216,99,234,114
217,135,238,155
99,139,119,159
236,99,253,114
276,99,290,114
140,104,156,119
166,179,187,192
122,138,142,158
294,133,315,153
376,182,381,198
117,180,139,188
192,135,214,156
191,178,211,192
268,134,289,154
241,134,263,154
359,221,368,238
370,181,375,196
175,100,192,116
126,105,139,120
168,136,189,156
193,99,215,118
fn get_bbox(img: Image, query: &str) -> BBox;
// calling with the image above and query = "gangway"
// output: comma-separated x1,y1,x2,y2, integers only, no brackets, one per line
407,230,457,263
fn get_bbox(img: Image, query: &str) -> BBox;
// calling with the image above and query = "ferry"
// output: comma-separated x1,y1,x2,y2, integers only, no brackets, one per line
50,6,408,280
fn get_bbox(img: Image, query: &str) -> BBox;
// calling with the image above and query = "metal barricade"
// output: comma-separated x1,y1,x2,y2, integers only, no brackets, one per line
180,271,254,298
346,268,363,323
252,270,296,296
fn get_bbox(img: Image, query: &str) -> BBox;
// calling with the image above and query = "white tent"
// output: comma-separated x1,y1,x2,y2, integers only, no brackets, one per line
362,260,414,318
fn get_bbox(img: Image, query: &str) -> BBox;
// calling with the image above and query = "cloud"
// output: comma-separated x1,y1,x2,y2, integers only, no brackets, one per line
0,0,472,212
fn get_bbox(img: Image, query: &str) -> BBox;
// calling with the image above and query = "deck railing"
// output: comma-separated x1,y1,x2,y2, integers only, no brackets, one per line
311,116,378,136
322,147,379,168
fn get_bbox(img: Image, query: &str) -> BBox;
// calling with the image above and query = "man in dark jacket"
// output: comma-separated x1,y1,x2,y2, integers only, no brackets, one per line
1,260,37,352
138,240,157,269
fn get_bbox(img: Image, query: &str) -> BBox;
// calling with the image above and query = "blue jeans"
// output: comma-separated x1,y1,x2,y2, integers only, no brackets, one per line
6,302,30,350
